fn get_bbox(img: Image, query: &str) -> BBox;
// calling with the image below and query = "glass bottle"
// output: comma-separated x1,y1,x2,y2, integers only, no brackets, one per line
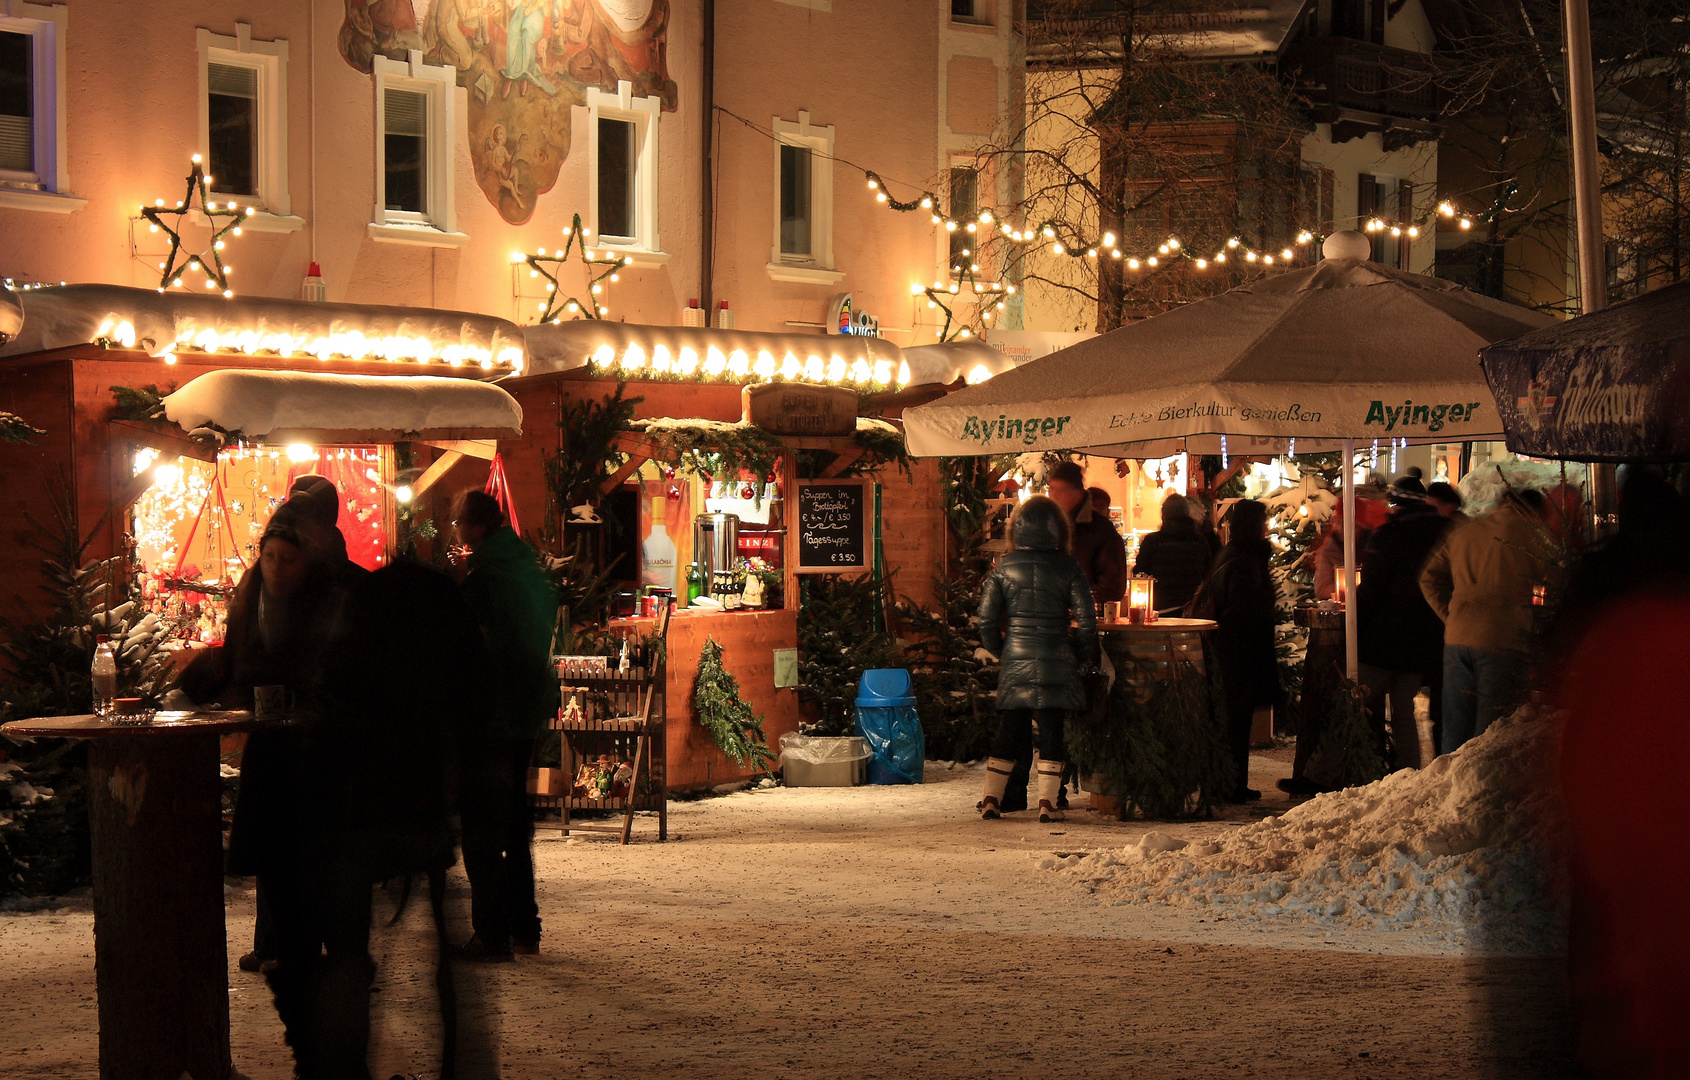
91,636,118,716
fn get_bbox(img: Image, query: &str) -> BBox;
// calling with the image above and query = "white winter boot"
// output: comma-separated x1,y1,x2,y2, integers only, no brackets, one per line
1037,759,1066,822
979,758,1014,819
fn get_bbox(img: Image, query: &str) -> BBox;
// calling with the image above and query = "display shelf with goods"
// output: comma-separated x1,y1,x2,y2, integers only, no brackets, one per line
533,609,670,844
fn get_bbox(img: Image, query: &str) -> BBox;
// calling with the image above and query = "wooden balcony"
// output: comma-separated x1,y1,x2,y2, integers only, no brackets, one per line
1282,36,1442,145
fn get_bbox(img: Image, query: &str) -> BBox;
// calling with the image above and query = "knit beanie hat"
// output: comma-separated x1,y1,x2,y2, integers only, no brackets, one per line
286,474,340,527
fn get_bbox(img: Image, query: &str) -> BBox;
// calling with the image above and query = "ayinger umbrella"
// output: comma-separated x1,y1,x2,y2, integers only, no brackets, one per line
904,234,1557,678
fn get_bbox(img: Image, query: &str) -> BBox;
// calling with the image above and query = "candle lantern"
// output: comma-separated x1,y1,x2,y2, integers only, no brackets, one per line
1127,574,1156,624
1335,567,1362,606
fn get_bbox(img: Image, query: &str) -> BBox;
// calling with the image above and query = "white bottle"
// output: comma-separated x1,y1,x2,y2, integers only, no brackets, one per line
91,637,118,716
641,518,677,592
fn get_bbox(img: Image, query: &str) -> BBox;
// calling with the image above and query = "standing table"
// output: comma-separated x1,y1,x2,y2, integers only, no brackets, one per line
1,710,265,1080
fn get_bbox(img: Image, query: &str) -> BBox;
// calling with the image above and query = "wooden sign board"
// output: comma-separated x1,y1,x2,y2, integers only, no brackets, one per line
795,479,870,574
742,382,859,437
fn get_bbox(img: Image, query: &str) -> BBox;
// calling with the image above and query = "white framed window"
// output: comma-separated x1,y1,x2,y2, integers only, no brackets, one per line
586,81,665,265
196,25,299,232
0,2,80,214
767,111,842,285
369,51,465,247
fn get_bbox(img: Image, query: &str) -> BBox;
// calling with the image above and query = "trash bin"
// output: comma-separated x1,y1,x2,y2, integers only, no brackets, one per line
778,733,872,787
854,669,924,785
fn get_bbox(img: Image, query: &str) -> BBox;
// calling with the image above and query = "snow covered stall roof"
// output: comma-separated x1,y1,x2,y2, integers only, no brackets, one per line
0,284,528,372
161,370,523,444
520,321,1019,389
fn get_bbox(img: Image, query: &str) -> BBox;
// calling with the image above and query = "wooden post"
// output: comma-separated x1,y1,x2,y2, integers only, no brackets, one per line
87,733,231,1080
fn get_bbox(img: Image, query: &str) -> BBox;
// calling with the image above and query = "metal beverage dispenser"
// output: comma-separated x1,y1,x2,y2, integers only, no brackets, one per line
693,512,740,581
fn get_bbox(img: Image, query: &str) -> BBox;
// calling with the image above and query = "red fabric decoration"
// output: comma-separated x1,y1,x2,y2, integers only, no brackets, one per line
483,452,521,537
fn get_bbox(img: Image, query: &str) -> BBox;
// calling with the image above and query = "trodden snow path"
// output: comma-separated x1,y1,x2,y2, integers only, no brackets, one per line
0,748,1573,1078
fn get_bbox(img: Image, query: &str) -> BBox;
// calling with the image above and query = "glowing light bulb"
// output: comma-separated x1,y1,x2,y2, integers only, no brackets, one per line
395,485,414,504
286,444,316,463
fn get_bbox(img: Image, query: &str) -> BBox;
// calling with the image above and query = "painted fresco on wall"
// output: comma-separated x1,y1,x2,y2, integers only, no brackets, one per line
338,0,677,225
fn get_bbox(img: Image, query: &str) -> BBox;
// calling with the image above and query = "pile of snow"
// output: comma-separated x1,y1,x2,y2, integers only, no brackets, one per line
1042,708,1567,953
162,369,523,438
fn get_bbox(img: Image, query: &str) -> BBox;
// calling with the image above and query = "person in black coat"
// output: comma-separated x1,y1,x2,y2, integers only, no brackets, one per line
976,496,1099,822
1132,493,1214,615
1354,476,1453,770
1194,498,1279,802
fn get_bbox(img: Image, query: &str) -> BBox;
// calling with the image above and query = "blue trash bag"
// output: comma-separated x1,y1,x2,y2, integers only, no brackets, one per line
853,669,925,785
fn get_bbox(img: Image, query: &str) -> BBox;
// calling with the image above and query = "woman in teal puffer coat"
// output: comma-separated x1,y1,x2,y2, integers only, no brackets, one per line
976,496,1099,822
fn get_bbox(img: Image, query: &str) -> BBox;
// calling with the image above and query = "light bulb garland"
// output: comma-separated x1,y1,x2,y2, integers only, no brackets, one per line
863,169,1483,340
518,213,629,323
138,156,251,298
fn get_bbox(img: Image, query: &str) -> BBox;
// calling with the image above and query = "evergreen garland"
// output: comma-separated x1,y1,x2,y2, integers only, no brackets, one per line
628,419,787,491
109,385,168,421
692,638,775,774
1,411,45,443
796,573,904,736
1065,651,1233,820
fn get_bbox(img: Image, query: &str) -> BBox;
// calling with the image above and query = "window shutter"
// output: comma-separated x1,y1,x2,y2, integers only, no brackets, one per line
208,63,258,100
384,88,427,138
1397,180,1414,267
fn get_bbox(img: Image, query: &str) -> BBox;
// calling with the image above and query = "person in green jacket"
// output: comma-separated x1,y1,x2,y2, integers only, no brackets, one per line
452,489,559,960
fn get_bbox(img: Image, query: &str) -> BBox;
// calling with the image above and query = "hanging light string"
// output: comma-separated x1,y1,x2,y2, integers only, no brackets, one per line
867,164,1477,275
517,213,629,323
721,104,1487,341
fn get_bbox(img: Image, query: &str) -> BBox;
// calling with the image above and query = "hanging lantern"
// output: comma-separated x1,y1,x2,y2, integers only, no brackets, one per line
1127,574,1156,624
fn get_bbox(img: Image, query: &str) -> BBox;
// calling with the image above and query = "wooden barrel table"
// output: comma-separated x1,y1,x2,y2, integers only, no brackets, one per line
1085,618,1218,812
1,710,265,1080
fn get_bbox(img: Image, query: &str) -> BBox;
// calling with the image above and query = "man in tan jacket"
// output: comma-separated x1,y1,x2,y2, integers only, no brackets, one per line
1419,489,1550,754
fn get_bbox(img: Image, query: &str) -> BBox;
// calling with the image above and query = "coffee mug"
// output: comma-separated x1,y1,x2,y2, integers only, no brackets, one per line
1102,601,1120,622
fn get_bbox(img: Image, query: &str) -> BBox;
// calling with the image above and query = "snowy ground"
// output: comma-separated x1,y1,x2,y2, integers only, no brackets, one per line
0,749,1573,1079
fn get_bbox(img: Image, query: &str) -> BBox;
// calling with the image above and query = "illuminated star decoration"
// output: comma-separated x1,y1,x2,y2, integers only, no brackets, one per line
139,155,251,297
520,213,630,323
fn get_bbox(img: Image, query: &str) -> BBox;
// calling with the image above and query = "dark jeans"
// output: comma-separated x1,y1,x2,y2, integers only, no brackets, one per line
461,736,540,948
261,859,375,1080
1225,696,1255,795
993,708,1067,766
1441,645,1526,755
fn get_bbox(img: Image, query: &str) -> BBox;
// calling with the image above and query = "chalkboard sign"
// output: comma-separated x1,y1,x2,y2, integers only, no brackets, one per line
795,480,870,574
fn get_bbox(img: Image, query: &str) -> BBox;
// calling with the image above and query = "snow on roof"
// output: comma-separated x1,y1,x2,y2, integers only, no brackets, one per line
0,284,527,372
899,340,1019,387
522,320,907,388
161,369,523,439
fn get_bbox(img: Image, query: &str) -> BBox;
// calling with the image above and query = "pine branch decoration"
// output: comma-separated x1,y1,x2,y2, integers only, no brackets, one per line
692,638,775,774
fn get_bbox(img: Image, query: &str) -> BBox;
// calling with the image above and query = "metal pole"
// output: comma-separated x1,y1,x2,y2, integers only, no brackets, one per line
1342,438,1359,682
1563,0,1617,529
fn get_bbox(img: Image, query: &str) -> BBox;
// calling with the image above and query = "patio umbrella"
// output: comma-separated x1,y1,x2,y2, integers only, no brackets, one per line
1479,278,1690,463
904,234,1557,678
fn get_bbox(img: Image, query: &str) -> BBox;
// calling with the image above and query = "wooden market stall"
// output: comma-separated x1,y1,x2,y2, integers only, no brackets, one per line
455,321,953,792
0,285,527,620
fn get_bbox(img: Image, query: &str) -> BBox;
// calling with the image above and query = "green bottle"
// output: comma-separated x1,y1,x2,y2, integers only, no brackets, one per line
686,561,705,605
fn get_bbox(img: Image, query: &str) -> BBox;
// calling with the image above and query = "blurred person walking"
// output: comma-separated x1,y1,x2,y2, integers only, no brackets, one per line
452,490,559,961
221,491,367,1076
1419,488,1550,754
975,497,1098,823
